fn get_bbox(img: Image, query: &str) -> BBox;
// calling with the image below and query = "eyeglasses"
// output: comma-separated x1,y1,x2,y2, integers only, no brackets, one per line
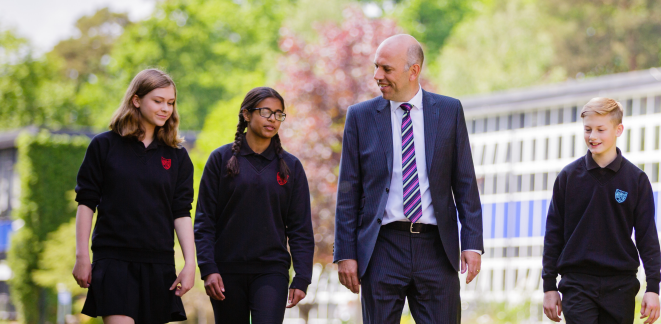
249,107,286,122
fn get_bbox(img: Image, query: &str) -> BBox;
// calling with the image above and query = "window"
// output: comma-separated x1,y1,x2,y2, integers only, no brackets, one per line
544,110,551,126
505,173,511,193
652,163,659,183
495,116,500,131
520,113,525,128
655,126,659,150
517,175,522,192
471,119,476,134
557,108,564,124
626,99,633,116
571,135,576,157
544,138,549,160
626,129,631,152
571,106,578,122
493,174,498,194
638,164,645,172
532,139,536,161
558,136,563,159
532,111,538,127
641,127,645,151
656,96,661,113
507,114,513,130
480,145,486,165
492,143,499,164
530,174,535,191
641,97,648,115
543,173,549,190
505,142,512,162
483,117,488,133
519,141,524,162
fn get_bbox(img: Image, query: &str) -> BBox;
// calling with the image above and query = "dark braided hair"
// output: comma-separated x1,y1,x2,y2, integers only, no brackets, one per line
226,87,290,178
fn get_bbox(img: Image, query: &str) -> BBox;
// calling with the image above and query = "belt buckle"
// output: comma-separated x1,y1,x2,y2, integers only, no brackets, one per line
410,222,420,234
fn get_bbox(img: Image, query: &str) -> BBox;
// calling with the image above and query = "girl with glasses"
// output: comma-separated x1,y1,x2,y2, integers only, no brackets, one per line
73,69,195,323
194,87,314,323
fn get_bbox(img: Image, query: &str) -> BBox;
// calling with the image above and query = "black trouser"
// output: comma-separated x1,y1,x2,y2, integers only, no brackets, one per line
559,273,640,324
361,227,460,324
210,272,289,324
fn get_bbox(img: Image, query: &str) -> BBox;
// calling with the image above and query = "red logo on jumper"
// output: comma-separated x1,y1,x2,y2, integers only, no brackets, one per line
277,172,288,185
161,157,171,170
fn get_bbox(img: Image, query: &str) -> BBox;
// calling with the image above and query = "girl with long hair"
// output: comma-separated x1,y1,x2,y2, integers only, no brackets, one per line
73,69,195,323
194,87,314,323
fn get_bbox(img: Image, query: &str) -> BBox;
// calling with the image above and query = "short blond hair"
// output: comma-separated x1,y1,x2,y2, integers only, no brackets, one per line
580,97,623,125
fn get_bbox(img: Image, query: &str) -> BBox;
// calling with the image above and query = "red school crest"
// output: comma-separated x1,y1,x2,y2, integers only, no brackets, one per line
161,157,171,170
277,172,288,185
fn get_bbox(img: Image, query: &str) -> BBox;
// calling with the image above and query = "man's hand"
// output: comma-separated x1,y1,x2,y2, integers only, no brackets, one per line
287,289,306,308
204,273,225,301
338,259,360,294
460,251,481,284
641,292,660,324
543,291,562,322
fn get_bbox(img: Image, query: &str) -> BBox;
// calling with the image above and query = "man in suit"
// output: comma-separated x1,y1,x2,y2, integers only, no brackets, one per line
334,34,483,323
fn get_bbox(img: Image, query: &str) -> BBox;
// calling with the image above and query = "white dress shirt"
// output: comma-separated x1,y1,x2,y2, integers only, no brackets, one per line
383,86,479,254
384,86,436,225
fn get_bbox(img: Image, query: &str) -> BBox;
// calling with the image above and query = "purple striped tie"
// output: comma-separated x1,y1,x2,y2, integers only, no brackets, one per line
400,103,422,223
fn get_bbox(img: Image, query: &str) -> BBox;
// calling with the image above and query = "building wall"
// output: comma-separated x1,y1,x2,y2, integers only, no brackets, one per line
461,87,661,305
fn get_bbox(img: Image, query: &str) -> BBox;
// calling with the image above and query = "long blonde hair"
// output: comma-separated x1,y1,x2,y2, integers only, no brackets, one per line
109,69,184,148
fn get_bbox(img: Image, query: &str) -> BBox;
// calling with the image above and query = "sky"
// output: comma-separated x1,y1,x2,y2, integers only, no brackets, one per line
0,0,155,55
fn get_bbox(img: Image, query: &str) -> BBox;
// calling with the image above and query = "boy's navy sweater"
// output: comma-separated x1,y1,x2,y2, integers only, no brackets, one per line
75,131,194,264
543,148,661,293
194,137,314,293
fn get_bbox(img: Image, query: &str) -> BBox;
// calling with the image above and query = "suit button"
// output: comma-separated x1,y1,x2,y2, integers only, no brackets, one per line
377,218,382,224
385,188,389,193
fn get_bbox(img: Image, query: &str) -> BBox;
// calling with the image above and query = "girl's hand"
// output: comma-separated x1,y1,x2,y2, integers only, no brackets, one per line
641,292,660,324
286,288,306,308
170,264,195,297
204,273,225,301
72,257,92,288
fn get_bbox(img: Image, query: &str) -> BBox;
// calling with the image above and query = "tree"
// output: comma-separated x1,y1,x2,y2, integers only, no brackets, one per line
50,8,131,86
431,0,567,97
0,29,79,129
83,0,292,131
545,0,661,78
275,6,431,261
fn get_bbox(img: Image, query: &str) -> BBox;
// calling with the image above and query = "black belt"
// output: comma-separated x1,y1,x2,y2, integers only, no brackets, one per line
383,221,437,233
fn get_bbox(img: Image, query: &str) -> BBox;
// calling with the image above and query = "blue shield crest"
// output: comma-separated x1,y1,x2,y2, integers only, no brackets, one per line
615,189,628,203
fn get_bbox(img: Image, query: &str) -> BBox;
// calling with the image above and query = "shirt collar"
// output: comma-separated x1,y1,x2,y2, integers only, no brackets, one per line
239,134,276,160
584,147,622,172
390,85,423,113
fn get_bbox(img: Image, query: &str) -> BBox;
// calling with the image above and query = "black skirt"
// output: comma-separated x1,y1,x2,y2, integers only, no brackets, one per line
82,259,187,323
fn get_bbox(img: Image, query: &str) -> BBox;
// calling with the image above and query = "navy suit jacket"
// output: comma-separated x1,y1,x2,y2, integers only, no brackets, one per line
333,90,484,278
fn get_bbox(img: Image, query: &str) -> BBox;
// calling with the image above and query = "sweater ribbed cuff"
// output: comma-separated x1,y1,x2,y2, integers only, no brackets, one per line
646,279,660,294
543,277,558,292
199,263,219,280
289,276,310,294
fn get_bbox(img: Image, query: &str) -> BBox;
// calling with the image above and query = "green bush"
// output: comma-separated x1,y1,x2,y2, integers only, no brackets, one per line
8,130,90,324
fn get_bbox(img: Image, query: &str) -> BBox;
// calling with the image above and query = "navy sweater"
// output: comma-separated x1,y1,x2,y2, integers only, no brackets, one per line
543,148,661,293
194,138,314,292
75,131,194,264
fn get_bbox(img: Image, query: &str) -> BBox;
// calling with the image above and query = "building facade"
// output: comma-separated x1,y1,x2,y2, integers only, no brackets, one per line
458,68,661,316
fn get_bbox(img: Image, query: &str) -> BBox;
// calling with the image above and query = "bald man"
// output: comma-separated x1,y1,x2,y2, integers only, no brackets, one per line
334,34,484,323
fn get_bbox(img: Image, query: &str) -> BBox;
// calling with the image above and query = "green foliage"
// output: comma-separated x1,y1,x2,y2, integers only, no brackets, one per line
545,0,661,78
0,30,81,129
8,131,89,324
392,0,481,59
51,8,131,84
88,0,291,130
432,0,567,97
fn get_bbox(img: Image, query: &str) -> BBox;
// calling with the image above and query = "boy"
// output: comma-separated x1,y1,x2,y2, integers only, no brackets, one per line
543,97,661,324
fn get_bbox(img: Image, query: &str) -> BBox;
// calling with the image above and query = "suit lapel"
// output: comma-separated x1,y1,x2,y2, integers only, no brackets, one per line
374,98,393,175
422,90,439,175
